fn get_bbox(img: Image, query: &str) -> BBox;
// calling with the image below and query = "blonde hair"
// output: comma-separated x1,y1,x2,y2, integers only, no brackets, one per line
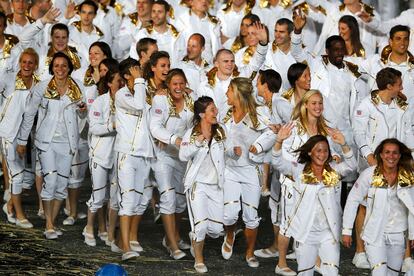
291,89,329,136
230,77,259,128
19,48,39,69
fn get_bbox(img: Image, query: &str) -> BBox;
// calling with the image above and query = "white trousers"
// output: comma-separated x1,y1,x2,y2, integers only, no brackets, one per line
116,152,150,216
295,229,340,276
187,182,224,242
86,161,117,213
37,143,73,201
1,138,25,195
279,175,295,236
153,155,186,214
365,232,406,276
269,169,281,226
223,165,261,229
68,138,89,189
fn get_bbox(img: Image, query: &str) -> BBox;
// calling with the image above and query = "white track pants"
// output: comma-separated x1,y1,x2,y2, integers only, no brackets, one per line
68,138,89,189
86,161,116,213
1,139,25,195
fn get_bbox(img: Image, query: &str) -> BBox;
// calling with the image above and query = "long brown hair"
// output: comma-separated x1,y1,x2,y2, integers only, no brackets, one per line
229,77,259,127
291,90,329,136
374,138,413,174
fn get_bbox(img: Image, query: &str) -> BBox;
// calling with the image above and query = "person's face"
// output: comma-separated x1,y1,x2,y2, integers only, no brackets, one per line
140,43,158,65
151,3,167,26
387,77,403,98
202,102,218,125
343,0,358,5
80,4,96,27
53,57,70,80
152,57,170,82
295,67,311,91
137,0,152,17
215,52,235,76
108,73,124,94
99,63,109,78
19,53,37,78
12,0,28,15
168,74,186,100
245,25,258,47
226,85,236,105
389,31,409,56
39,0,52,13
232,0,246,7
305,93,323,118
326,40,346,67
338,22,351,42
256,76,267,97
89,46,107,68
309,141,330,167
186,36,203,60
380,143,401,170
274,23,290,45
240,18,252,37
191,0,209,14
51,29,69,52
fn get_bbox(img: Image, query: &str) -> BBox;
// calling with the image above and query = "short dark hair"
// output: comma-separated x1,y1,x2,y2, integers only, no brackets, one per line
214,48,233,62
376,67,402,90
119,57,140,81
189,33,206,48
287,62,308,88
153,0,170,13
79,0,98,14
242,13,260,24
136,37,157,59
325,35,345,50
259,69,281,93
0,11,7,27
276,18,293,33
51,23,69,36
89,41,112,59
49,52,74,75
389,25,410,39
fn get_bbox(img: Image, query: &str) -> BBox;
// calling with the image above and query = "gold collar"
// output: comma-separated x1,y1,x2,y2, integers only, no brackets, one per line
301,163,340,187
190,123,226,144
223,0,255,14
83,67,95,86
145,23,180,38
71,21,104,37
339,1,374,16
110,95,115,114
281,87,294,101
222,107,259,129
231,36,244,53
166,91,194,117
206,67,239,88
7,13,35,25
380,45,414,69
182,56,209,68
2,34,19,59
371,166,414,188
46,46,81,70
45,77,82,102
370,90,408,111
242,46,255,65
15,71,40,90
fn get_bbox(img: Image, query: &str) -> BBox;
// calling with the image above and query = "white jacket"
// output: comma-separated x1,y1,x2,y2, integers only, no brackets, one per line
342,166,414,245
353,91,414,159
17,77,86,153
0,72,38,141
179,124,226,191
150,94,194,159
88,93,116,168
114,79,154,157
273,148,357,243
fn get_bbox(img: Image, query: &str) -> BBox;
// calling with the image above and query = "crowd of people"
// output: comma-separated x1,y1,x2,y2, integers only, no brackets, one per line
0,0,414,274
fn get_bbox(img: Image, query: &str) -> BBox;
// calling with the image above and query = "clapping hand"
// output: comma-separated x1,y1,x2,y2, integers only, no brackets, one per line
41,7,61,25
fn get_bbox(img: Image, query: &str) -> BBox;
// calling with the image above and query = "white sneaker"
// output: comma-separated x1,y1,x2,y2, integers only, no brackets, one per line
2,203,15,223
98,232,108,242
275,265,297,276
54,228,63,236
352,252,370,269
122,251,139,261
402,257,413,273
62,216,76,225
77,212,87,219
178,239,191,250
16,219,33,229
254,248,279,258
44,229,58,240
194,263,208,273
246,256,259,268
130,241,143,252
169,249,186,260
82,227,96,247
111,241,122,253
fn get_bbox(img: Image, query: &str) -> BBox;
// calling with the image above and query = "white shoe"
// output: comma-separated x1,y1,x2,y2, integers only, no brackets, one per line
194,263,208,273
178,239,191,250
98,232,108,242
286,251,296,260
130,241,143,252
352,252,370,269
77,212,87,219
246,256,259,268
122,251,139,261
275,265,297,276
111,241,122,253
221,232,235,260
254,248,279,258
54,227,63,236
82,227,96,247
44,229,58,240
2,203,15,223
62,216,76,225
63,207,70,216
402,257,413,273
16,219,33,229
169,249,186,260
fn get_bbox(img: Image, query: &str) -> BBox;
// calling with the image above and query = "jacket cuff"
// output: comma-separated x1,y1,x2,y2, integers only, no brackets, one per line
170,134,178,145
343,149,354,159
361,145,373,159
134,78,145,85
272,149,282,157
342,227,353,236
252,142,263,154
291,33,302,45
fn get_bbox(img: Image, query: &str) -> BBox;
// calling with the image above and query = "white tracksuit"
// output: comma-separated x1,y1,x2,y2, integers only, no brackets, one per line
150,94,193,215
223,106,276,229
0,73,37,195
343,166,414,275
179,124,226,242
273,148,357,276
86,93,117,213
17,77,85,201
114,79,154,216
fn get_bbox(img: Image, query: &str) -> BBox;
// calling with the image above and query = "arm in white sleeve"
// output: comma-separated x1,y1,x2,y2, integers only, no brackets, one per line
115,78,147,111
179,128,202,161
150,96,178,144
290,33,311,64
352,100,373,158
88,98,115,136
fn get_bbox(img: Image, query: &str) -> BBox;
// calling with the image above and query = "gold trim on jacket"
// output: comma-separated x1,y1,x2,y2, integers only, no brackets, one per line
370,90,408,111
301,163,340,187
242,46,255,65
145,23,179,38
2,34,19,59
190,123,226,144
15,71,40,90
371,166,414,188
222,0,255,14
46,46,81,70
45,77,82,102
71,21,104,37
206,67,240,87
380,45,414,69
